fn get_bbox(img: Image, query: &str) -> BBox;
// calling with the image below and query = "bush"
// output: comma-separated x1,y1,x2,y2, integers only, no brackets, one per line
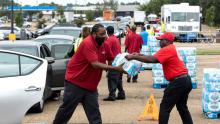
74,18,85,27
205,6,216,26
15,11,23,28
86,11,95,21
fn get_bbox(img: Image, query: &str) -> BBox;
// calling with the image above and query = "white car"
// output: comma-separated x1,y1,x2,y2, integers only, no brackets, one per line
23,21,32,28
0,32,4,40
0,50,48,124
94,17,104,22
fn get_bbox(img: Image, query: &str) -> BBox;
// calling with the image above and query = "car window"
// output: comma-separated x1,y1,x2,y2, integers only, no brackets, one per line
0,52,43,78
35,38,73,50
0,52,19,77
0,27,10,30
20,56,41,75
42,44,51,57
52,45,72,59
50,29,81,38
40,46,46,58
0,46,39,57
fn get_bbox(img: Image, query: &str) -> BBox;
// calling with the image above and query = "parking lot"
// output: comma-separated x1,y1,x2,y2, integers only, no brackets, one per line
22,42,220,124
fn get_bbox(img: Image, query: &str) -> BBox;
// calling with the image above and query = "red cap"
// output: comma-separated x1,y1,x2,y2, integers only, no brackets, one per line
156,32,175,42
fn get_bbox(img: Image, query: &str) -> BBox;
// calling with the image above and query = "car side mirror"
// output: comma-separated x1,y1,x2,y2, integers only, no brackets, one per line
45,57,55,64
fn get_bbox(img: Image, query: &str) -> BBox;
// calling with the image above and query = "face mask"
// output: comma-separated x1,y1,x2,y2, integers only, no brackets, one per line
95,36,105,46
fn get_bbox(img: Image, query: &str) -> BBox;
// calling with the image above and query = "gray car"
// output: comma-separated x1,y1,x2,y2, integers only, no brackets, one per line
49,26,82,39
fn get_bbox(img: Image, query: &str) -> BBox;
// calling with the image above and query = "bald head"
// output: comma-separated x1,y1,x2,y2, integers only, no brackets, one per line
131,25,137,32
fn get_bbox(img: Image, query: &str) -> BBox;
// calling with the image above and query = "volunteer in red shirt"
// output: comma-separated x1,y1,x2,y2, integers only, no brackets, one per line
103,26,126,101
125,32,193,124
53,24,125,124
124,25,143,83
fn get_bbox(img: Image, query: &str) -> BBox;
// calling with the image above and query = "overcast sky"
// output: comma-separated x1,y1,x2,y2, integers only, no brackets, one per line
16,0,147,6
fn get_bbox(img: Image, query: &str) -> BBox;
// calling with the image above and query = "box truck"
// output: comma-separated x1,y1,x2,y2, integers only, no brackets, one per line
134,11,146,25
161,3,201,42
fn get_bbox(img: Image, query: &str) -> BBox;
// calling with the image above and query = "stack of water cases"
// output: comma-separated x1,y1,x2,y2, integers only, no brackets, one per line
202,68,220,119
140,36,160,70
147,36,168,89
177,47,198,89
152,63,169,89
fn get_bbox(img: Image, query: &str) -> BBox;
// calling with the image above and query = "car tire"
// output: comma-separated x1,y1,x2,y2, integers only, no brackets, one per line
30,90,45,113
32,98,45,113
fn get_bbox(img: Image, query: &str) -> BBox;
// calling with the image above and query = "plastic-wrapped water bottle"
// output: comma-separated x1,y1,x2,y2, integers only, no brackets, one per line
152,69,164,77
112,53,128,67
123,60,142,76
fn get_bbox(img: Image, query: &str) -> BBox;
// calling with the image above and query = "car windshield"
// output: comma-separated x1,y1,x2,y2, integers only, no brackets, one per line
0,46,39,57
186,13,199,22
171,12,186,22
171,12,199,22
50,29,81,38
35,38,73,50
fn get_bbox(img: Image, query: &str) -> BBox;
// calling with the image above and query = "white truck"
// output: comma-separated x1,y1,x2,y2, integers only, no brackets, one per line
134,11,146,25
64,12,74,23
161,3,201,42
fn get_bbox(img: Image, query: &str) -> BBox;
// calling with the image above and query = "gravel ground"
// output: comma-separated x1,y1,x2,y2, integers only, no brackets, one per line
23,24,220,124
23,42,220,123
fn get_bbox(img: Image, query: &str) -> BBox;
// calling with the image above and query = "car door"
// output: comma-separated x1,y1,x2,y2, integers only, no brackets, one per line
0,50,48,124
50,44,72,89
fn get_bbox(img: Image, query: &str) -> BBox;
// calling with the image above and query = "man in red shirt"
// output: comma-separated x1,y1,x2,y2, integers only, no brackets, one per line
53,24,124,124
103,26,126,101
124,25,143,83
125,32,193,124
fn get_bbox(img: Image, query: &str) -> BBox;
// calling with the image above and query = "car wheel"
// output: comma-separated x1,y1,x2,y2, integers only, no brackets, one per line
32,98,44,113
30,91,45,113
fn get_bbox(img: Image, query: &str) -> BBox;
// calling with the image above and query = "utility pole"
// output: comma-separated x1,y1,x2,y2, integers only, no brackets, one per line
11,0,14,33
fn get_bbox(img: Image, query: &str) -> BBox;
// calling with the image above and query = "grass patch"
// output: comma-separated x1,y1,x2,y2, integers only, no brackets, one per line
197,49,220,55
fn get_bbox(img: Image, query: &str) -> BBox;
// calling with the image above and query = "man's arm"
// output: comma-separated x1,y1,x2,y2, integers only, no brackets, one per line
91,61,125,72
125,54,159,63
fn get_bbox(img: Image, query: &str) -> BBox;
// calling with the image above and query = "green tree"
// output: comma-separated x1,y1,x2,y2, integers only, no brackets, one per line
15,11,23,28
52,11,55,19
38,12,43,19
58,7,64,16
205,6,215,26
95,0,118,17
86,11,95,21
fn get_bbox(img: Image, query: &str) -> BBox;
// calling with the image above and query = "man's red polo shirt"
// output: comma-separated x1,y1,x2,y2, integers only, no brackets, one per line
153,44,188,81
65,35,114,91
105,35,121,57
124,32,143,53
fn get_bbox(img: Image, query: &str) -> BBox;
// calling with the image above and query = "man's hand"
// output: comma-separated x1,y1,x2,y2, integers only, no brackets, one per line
125,54,136,60
112,64,127,74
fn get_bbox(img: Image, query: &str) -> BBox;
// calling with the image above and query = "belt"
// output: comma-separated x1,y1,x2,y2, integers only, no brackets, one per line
170,74,188,82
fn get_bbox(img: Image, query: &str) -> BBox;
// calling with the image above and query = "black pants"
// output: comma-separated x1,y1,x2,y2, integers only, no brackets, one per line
107,70,125,98
159,75,193,124
127,74,138,81
53,80,102,124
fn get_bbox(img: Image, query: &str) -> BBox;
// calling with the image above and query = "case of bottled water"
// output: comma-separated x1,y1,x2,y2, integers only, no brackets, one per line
112,53,128,67
123,60,142,76
202,68,220,113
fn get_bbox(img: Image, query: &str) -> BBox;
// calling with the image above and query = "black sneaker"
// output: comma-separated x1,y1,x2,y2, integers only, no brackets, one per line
132,80,137,83
127,78,131,83
103,97,116,101
116,96,126,100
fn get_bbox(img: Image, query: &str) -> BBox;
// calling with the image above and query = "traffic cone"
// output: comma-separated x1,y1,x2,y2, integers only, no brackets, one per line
138,93,159,121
